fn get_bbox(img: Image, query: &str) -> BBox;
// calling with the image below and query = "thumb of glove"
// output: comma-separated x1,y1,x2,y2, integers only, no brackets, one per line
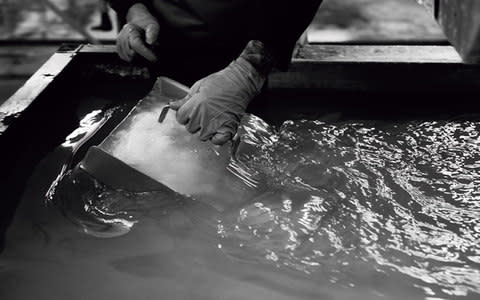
210,120,237,145
211,131,232,145
169,97,189,111
170,77,206,111
145,23,160,45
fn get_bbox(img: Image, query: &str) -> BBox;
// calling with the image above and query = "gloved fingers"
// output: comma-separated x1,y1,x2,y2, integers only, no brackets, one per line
199,116,237,144
169,78,205,111
116,38,130,62
145,22,160,45
189,78,205,96
124,40,135,61
185,103,211,135
175,101,192,125
213,119,238,145
169,96,189,111
186,118,201,134
117,25,135,62
197,109,223,141
128,29,158,62
199,133,213,142
211,131,233,145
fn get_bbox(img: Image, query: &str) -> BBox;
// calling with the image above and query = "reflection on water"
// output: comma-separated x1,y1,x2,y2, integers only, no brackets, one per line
218,116,480,298
55,173,183,238
4,113,480,300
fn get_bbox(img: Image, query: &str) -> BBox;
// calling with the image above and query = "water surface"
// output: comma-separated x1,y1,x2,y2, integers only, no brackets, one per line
1,112,479,300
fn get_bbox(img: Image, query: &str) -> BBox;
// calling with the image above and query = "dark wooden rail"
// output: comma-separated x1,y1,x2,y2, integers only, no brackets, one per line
2,43,479,136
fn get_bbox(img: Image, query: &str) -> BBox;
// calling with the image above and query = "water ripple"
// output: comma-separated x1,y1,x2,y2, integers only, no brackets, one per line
219,117,480,298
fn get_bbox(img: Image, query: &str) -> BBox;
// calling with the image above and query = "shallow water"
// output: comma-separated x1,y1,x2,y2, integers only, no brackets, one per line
222,116,480,298
1,112,479,300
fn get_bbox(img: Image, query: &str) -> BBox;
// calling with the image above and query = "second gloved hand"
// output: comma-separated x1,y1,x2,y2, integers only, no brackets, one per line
116,3,159,62
170,57,266,145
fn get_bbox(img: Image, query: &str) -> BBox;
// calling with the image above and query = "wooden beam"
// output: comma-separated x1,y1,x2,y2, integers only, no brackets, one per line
295,44,461,63
3,43,480,137
77,44,479,92
79,44,464,63
269,44,480,92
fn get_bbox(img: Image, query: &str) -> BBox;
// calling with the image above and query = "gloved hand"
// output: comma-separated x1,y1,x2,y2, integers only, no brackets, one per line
116,3,159,62
170,57,266,145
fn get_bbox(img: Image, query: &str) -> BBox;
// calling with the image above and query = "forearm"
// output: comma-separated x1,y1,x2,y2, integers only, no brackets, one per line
254,0,323,70
239,40,275,78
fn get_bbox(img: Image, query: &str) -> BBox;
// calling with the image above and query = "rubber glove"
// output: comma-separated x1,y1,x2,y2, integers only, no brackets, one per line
170,57,266,145
116,3,159,62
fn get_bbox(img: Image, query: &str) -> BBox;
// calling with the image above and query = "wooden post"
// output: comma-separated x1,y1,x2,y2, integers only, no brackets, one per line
419,0,480,64
417,0,436,16
439,0,480,64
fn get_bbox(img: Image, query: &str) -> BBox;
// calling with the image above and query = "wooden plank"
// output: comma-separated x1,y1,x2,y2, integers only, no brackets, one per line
80,44,464,64
269,65,480,92
76,44,479,92
79,44,119,53
296,44,462,63
0,50,77,134
0,79,28,106
3,44,478,136
271,44,480,91
0,45,58,77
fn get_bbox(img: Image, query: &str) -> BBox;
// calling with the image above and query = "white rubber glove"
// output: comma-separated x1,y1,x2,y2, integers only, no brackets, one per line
116,3,159,62
170,57,266,145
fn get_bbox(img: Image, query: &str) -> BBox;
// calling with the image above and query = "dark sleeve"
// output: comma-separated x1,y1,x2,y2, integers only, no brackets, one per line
107,0,151,20
253,0,323,70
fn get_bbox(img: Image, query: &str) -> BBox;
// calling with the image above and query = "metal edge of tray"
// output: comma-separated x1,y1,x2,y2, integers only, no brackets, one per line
78,146,175,193
77,76,190,193
81,44,480,93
